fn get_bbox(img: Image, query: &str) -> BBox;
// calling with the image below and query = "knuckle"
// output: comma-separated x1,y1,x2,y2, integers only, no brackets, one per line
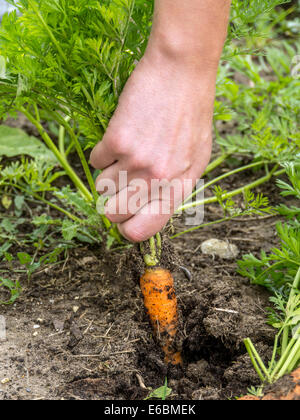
130,153,149,171
107,130,129,155
149,164,170,181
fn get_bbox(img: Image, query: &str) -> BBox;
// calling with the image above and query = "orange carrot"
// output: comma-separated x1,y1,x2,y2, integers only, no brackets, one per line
140,267,182,365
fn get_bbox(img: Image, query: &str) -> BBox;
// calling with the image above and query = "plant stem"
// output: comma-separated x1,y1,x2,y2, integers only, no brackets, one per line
202,153,232,177
185,160,266,203
20,107,93,202
58,115,71,158
170,217,231,239
142,236,160,267
178,165,284,213
244,338,270,382
281,266,300,355
2,182,81,224
48,111,98,199
276,328,300,380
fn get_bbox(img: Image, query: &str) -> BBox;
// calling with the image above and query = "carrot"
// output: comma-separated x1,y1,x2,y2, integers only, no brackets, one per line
239,367,300,400
140,267,182,365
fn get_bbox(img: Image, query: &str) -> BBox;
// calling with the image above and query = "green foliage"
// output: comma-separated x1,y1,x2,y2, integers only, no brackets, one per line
0,276,21,304
0,0,154,144
17,247,64,281
0,0,294,146
238,164,300,390
216,43,300,164
237,164,300,292
214,185,273,218
144,378,172,401
0,125,56,161
225,0,291,57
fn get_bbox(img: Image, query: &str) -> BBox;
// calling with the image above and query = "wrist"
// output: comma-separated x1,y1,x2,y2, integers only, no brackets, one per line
143,37,220,84
145,31,221,77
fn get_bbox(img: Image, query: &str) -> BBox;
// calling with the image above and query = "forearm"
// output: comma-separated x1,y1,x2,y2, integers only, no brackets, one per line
147,0,231,71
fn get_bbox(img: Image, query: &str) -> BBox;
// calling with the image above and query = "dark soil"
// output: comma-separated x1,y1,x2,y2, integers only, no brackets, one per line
0,115,290,400
0,213,280,400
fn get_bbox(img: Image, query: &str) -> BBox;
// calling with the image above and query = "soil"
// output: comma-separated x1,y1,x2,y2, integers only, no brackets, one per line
0,116,293,400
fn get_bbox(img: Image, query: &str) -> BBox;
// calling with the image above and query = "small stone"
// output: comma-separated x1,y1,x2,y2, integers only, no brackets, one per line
201,238,239,259
33,324,40,329
53,319,65,332
73,306,80,314
33,332,38,337
78,256,95,266
1,378,10,384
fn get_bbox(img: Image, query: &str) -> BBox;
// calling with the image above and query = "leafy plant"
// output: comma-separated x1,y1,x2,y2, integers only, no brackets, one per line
0,276,21,304
144,378,172,401
238,164,300,390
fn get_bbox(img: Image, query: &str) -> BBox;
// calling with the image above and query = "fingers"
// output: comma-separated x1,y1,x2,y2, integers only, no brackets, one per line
95,162,123,197
104,184,149,224
90,140,116,170
117,201,172,243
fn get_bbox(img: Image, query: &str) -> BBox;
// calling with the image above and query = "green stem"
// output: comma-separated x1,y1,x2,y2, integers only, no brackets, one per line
20,107,93,202
281,266,300,355
47,110,98,202
276,329,300,380
268,331,282,375
3,182,81,224
244,338,270,383
58,115,71,158
286,337,300,373
202,153,232,177
170,217,230,239
178,165,283,213
270,334,298,381
185,160,265,203
156,233,162,259
142,236,160,267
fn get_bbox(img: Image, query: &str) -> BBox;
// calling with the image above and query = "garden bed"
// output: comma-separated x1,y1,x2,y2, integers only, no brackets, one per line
0,154,284,400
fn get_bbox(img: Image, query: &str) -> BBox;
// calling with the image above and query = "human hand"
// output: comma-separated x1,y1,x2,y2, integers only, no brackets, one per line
90,49,218,242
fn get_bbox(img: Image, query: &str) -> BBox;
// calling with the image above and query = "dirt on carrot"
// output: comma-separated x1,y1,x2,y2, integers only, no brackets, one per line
140,267,182,365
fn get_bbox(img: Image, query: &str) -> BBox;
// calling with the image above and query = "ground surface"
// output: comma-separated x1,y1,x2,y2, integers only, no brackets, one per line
0,115,290,400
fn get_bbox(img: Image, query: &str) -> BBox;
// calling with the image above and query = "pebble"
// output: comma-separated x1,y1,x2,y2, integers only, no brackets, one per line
201,238,239,259
1,378,10,384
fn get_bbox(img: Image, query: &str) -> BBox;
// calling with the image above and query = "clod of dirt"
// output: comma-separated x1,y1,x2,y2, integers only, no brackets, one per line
201,238,239,259
191,387,221,400
52,319,65,332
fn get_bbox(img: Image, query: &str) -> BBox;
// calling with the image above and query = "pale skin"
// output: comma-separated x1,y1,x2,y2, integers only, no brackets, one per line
90,0,232,242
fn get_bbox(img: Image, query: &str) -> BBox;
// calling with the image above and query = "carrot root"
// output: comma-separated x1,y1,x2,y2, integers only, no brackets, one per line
140,267,182,365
